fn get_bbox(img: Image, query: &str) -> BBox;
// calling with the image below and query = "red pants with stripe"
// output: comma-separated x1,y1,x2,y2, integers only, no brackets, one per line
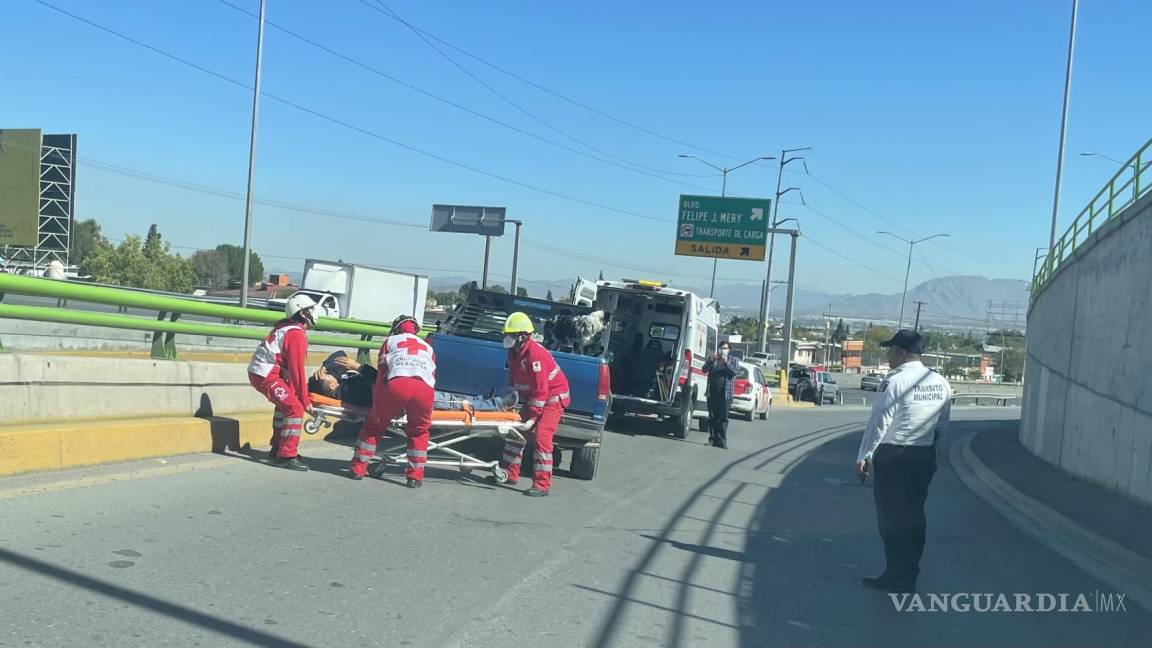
248,372,304,459
502,401,563,491
350,376,434,481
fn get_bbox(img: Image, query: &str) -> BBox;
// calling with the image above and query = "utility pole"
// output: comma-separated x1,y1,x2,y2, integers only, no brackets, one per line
912,301,927,331
758,147,809,352
239,0,266,309
780,231,799,390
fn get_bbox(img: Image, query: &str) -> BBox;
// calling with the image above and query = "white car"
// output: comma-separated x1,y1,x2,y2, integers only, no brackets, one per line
730,362,773,421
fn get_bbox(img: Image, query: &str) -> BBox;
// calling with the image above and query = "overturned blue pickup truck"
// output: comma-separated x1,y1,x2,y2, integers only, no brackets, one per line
427,290,610,480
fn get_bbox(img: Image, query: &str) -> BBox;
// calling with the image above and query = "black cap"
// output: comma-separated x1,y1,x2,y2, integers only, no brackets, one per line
880,329,924,354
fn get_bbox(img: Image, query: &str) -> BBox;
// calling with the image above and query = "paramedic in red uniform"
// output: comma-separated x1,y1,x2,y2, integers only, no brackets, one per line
248,294,317,471
489,312,570,497
348,315,436,488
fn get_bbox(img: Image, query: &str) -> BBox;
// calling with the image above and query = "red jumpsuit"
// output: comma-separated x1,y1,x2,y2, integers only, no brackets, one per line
349,333,436,481
503,338,570,491
248,321,312,459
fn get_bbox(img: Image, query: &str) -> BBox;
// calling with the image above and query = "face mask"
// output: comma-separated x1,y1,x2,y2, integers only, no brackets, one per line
719,348,729,357
503,335,518,349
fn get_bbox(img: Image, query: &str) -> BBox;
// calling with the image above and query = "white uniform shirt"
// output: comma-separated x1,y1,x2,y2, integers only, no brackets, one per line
856,361,951,462
380,333,436,388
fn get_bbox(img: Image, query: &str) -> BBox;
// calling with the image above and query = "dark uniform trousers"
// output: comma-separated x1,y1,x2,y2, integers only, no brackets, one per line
707,393,730,448
872,443,937,585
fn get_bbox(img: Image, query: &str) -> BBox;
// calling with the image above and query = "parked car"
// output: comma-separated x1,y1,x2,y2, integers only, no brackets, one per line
730,362,772,421
788,367,839,405
860,371,886,391
747,351,781,372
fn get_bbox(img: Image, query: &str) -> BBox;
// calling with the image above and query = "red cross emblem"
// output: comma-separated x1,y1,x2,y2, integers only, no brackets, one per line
397,338,428,356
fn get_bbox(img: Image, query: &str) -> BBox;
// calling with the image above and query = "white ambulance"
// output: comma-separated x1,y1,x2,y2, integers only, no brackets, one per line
573,278,720,439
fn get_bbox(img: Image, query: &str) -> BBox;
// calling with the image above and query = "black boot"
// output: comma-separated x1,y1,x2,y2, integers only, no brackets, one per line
406,478,423,489
274,456,309,472
524,487,549,497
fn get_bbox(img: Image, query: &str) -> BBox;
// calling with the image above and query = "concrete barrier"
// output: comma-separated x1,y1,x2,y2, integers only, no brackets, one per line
1022,189,1152,505
0,353,270,424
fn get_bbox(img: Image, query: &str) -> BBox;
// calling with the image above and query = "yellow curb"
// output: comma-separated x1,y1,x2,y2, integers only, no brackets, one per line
769,385,815,405
0,412,331,478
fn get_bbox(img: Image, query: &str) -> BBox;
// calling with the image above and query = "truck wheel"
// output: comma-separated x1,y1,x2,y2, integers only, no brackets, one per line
697,416,709,433
570,444,600,480
672,390,693,439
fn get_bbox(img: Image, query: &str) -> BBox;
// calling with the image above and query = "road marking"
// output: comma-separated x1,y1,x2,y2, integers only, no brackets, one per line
950,430,1152,613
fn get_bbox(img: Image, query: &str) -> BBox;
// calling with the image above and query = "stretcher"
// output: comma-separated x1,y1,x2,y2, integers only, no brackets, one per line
304,393,529,483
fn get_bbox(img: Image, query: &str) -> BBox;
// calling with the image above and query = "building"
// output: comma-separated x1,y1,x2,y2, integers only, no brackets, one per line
841,340,863,371
266,273,292,287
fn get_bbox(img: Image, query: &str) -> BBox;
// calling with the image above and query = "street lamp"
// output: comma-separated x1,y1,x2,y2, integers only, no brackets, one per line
678,154,775,297
876,231,950,329
1080,152,1135,170
757,147,810,354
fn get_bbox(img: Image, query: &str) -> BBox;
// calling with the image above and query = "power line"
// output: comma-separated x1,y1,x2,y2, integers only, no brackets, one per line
801,236,905,284
31,0,672,225
213,0,719,191
369,0,723,181
355,0,743,163
805,170,1012,266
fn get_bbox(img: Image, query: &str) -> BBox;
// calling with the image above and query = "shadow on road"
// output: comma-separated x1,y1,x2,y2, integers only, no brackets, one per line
584,421,862,648
0,547,313,648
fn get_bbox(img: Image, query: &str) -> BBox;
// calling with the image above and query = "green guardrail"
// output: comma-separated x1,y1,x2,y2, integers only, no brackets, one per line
1033,136,1152,300
0,274,428,360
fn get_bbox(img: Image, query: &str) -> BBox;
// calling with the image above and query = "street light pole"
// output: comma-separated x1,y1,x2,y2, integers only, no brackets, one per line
679,154,774,298
239,0,266,309
878,231,950,330
1049,0,1080,248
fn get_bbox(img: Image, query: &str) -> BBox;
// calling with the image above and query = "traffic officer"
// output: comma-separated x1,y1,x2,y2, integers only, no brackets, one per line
856,329,951,593
348,315,436,488
702,341,740,449
489,312,570,497
248,294,317,471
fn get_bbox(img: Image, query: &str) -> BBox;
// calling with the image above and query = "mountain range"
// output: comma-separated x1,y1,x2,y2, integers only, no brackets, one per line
424,275,1029,328
268,268,1027,329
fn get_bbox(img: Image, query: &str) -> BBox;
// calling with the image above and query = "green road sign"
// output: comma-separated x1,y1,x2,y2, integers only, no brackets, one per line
675,194,772,261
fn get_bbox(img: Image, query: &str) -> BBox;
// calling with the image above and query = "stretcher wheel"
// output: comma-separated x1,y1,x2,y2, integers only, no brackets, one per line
492,466,509,484
304,418,324,435
368,461,386,479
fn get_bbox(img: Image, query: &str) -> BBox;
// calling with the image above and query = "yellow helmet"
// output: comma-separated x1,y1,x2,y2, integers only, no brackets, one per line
503,312,535,334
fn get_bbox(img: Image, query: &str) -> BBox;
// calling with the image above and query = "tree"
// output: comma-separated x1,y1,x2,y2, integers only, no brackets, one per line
457,281,478,301
831,318,847,344
214,243,264,286
191,250,231,289
862,325,894,366
488,284,509,294
70,219,105,268
546,289,554,301
516,287,528,297
83,227,197,293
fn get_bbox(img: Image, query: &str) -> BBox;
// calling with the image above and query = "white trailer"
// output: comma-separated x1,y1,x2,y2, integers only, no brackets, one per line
300,259,429,325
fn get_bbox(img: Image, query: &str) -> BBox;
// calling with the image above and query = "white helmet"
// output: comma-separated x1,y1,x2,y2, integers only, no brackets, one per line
285,293,318,325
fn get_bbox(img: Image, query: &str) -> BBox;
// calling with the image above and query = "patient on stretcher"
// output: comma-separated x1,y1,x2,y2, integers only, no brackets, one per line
308,351,518,411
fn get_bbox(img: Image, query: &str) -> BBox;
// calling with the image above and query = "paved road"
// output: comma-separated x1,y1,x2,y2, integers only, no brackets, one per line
2,408,1147,647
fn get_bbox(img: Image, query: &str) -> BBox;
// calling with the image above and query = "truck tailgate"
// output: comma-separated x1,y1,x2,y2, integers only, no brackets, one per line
429,333,602,416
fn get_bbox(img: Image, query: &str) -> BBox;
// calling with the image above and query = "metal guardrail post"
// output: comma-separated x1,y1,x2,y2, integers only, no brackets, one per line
151,312,180,360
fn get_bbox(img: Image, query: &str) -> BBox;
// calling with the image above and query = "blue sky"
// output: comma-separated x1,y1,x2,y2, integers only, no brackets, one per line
4,0,1150,297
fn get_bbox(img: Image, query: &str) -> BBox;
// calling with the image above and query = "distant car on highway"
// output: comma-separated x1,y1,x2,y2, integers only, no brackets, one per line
860,371,886,391
747,351,780,372
788,367,839,405
730,362,772,421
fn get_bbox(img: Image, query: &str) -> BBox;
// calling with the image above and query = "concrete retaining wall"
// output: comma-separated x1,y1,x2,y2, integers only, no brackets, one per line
0,353,269,424
1022,191,1152,506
